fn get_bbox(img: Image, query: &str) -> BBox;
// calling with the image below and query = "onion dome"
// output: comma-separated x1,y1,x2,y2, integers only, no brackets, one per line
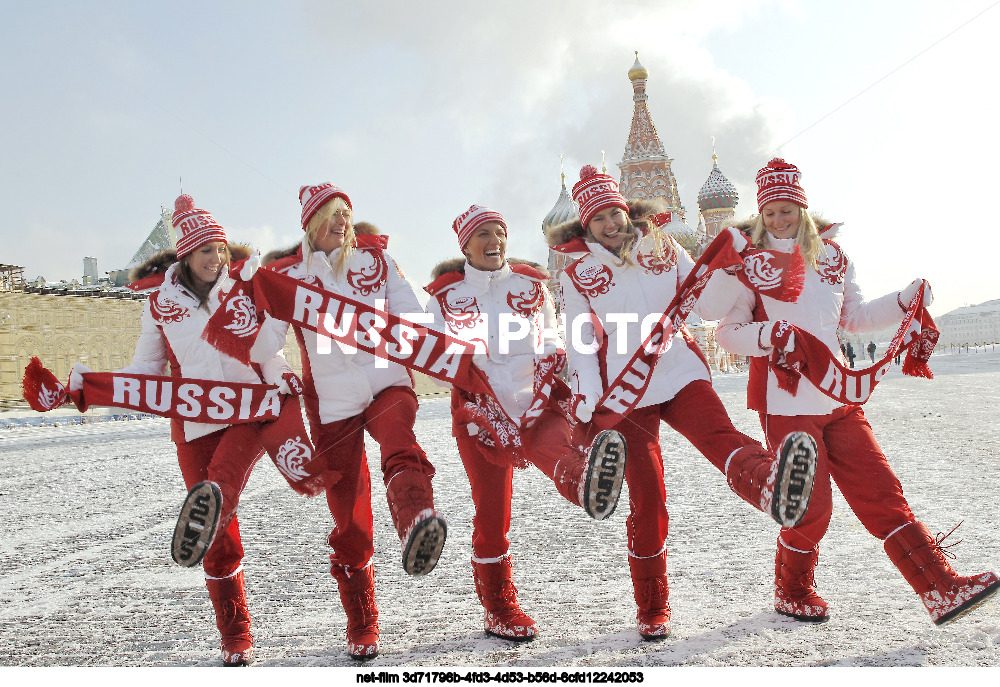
542,172,578,232
628,51,648,81
698,154,739,211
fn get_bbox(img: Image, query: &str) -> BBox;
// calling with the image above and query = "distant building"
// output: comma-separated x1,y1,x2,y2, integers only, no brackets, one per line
934,300,1000,345
108,208,177,286
1,265,25,292
83,257,98,285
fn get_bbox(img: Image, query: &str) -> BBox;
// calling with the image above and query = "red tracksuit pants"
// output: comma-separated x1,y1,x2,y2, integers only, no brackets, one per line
614,380,770,558
175,424,265,579
173,396,315,578
310,385,434,570
761,405,915,552
455,404,582,561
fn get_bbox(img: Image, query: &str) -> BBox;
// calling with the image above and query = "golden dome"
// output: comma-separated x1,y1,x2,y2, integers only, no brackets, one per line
628,51,648,81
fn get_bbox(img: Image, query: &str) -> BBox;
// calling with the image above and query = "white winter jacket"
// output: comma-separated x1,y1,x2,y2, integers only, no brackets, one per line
708,235,907,415
424,261,561,420
252,238,424,424
558,232,711,410
122,262,293,442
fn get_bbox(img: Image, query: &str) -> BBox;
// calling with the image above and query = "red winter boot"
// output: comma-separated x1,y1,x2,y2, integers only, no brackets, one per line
774,538,829,622
385,470,447,576
205,568,254,666
727,432,817,528
331,563,380,659
884,521,1000,626
628,551,671,640
172,481,223,568
472,556,537,641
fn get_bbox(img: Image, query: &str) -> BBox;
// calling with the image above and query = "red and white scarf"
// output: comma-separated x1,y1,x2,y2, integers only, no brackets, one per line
22,357,283,422
586,229,806,430
579,228,935,427
21,358,337,497
768,284,938,404
247,266,567,467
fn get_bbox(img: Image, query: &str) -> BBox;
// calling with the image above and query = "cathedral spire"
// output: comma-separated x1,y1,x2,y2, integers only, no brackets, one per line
618,53,685,221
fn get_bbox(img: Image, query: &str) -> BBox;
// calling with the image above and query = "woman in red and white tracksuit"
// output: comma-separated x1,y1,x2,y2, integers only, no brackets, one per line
708,157,999,625
424,205,628,642
85,195,317,666
252,183,445,660
549,165,819,641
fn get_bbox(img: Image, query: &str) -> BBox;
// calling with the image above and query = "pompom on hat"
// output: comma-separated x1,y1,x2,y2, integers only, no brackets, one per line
299,183,352,231
172,195,228,259
571,165,629,228
756,158,808,210
453,205,506,249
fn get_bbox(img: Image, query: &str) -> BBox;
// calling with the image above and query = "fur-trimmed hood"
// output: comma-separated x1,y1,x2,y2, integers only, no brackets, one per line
128,243,252,283
544,197,668,249
726,213,837,240
429,257,548,281
263,221,383,266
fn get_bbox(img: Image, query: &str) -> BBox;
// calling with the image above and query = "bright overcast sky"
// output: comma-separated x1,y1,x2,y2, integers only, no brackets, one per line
3,0,998,316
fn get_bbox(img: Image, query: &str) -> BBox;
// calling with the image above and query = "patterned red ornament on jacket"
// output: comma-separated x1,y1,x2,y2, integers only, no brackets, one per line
150,291,189,324
506,281,543,318
566,260,614,298
437,291,482,331
221,289,258,338
636,248,676,275
816,241,847,285
347,248,388,296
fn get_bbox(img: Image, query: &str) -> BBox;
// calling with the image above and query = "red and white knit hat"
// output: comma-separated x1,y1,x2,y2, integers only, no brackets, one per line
453,205,506,249
299,183,352,231
172,195,228,259
756,158,808,210
572,165,629,228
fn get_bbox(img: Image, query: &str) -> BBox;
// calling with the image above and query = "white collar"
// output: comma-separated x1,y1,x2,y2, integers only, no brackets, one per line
463,260,511,293
766,236,798,253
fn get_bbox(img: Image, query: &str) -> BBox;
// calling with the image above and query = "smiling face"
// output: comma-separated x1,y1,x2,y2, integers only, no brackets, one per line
761,201,802,240
309,197,353,253
184,241,228,288
462,221,507,271
586,206,629,251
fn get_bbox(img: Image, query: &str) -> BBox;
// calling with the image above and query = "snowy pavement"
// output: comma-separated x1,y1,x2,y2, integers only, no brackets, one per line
1,349,999,675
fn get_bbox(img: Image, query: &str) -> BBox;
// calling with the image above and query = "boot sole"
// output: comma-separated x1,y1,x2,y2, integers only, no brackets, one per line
772,432,818,528
485,629,536,642
402,515,447,576
349,646,380,660
775,607,830,623
584,430,627,521
171,481,222,568
935,578,1000,626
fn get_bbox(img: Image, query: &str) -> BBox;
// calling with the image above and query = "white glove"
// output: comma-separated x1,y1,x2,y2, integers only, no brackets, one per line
899,279,933,309
466,423,480,436
239,251,262,281
574,394,596,424
274,372,304,396
69,363,91,392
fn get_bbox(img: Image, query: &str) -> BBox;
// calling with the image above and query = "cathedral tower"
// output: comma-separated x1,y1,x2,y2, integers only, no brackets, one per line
697,143,739,242
617,53,685,221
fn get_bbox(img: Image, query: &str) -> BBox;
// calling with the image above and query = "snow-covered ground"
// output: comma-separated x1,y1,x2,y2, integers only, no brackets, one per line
1,349,999,678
